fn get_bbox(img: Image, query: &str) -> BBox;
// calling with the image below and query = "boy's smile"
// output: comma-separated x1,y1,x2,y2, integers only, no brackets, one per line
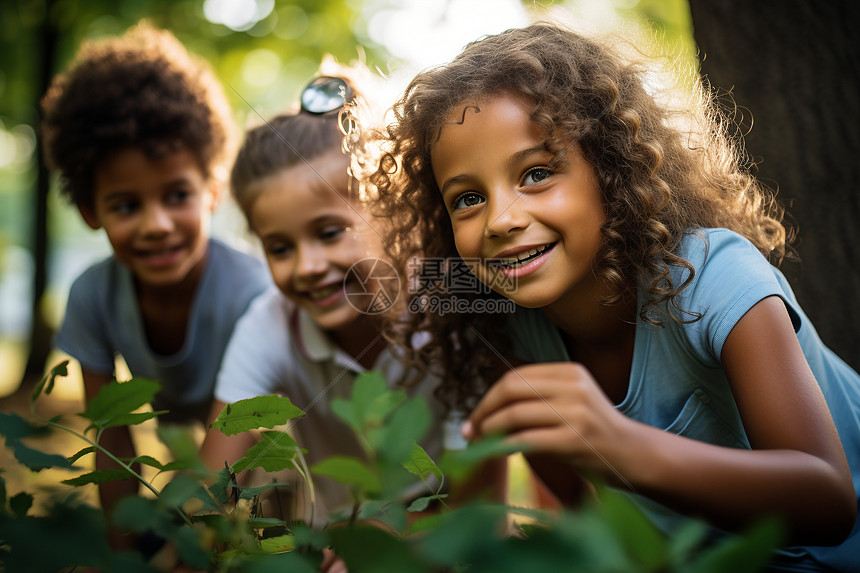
84,147,216,291
431,93,607,314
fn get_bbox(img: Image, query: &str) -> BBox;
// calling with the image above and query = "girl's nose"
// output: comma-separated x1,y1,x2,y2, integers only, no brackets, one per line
295,243,328,278
483,189,529,238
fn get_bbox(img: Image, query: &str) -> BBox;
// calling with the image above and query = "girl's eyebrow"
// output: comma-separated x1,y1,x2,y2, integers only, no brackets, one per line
439,146,549,195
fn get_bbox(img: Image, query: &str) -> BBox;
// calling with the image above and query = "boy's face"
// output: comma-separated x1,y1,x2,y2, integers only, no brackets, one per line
249,150,385,334
83,147,217,290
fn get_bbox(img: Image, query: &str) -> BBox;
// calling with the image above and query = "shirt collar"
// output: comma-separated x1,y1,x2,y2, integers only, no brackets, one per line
289,306,335,363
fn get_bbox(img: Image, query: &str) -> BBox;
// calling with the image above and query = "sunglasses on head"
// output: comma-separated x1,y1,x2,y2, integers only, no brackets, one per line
300,76,355,134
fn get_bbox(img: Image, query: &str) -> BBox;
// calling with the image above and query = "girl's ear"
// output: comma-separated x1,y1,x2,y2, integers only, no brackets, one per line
207,178,224,212
78,204,101,230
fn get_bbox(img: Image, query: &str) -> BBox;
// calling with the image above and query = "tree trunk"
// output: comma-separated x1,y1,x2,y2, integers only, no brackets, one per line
22,1,58,386
689,0,860,371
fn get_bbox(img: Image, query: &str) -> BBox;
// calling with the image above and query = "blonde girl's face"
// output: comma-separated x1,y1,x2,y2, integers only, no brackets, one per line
249,150,385,333
430,93,607,313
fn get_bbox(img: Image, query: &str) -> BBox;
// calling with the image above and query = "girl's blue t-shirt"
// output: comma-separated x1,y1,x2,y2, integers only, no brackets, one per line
507,228,860,572
53,239,270,423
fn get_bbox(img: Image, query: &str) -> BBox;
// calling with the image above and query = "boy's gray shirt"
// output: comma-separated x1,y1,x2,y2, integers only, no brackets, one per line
54,239,270,423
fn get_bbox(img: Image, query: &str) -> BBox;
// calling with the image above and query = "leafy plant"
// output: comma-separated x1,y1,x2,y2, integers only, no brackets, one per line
0,361,784,571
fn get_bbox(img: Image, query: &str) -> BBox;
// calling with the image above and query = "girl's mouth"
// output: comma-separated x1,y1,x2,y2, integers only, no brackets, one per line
490,243,556,269
307,284,341,301
302,282,346,308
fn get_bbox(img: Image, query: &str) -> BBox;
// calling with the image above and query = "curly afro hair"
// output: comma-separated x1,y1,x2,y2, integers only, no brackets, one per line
41,21,235,210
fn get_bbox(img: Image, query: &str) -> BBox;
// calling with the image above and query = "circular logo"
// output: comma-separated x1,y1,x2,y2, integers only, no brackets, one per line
344,258,401,315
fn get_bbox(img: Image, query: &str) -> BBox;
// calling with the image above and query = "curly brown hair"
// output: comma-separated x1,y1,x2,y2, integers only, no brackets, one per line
369,22,791,411
41,21,235,210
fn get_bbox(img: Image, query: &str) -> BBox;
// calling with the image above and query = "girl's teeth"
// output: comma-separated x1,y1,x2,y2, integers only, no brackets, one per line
497,245,549,268
309,285,338,300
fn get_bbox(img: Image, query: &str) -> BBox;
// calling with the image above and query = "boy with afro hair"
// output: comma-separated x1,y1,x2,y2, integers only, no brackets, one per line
41,21,270,547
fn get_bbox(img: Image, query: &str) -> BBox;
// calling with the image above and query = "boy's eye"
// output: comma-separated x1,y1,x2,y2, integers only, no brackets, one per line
166,189,191,204
523,167,553,186
452,192,485,211
110,200,139,215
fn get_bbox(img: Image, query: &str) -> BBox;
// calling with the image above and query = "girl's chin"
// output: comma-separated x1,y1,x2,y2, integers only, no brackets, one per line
307,304,363,332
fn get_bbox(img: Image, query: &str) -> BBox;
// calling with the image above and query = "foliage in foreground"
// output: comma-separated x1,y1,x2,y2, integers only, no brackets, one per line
0,361,782,571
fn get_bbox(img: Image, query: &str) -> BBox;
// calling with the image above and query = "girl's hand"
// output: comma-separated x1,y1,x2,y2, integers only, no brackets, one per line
463,363,638,481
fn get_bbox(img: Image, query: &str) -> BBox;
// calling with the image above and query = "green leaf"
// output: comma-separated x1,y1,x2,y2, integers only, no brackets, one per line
8,439,71,471
311,456,381,495
333,371,406,437
172,524,212,569
406,494,448,512
158,474,201,510
31,360,69,403
100,410,164,429
376,397,430,463
359,500,408,532
236,481,293,500
233,430,304,473
259,533,296,553
0,411,46,440
158,424,207,475
128,455,166,471
80,377,160,430
208,467,234,505
598,489,667,569
686,518,783,573
113,495,170,532
402,443,443,482
329,524,431,573
61,468,129,486
210,395,305,436
9,492,32,517
667,519,710,566
249,517,288,531
353,371,406,429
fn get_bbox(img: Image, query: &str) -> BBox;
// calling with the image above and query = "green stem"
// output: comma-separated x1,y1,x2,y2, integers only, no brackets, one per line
43,418,193,527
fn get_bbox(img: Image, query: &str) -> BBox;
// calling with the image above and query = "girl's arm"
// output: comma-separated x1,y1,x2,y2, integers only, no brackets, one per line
635,295,854,543
464,296,855,545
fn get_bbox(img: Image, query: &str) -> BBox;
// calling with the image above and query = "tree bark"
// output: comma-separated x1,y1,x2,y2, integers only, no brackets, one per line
22,0,58,385
690,0,860,371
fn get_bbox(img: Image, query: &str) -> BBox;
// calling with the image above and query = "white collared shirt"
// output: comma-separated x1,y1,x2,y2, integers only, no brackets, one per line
214,286,446,522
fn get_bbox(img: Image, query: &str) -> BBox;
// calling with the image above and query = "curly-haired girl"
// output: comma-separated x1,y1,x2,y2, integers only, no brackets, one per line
372,22,860,571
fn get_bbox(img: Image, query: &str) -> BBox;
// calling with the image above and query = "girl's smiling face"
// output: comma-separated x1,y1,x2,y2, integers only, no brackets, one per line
430,93,607,312
250,150,384,333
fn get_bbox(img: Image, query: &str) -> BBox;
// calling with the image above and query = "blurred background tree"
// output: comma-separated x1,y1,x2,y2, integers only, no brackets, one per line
689,0,860,372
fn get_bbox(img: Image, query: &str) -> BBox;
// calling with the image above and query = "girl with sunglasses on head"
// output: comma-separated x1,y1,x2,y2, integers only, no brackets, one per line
371,22,860,572
198,65,475,568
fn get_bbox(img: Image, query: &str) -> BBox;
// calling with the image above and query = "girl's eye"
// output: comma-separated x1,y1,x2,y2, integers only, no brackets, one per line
523,167,553,186
452,192,485,211
319,225,347,241
265,242,293,258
